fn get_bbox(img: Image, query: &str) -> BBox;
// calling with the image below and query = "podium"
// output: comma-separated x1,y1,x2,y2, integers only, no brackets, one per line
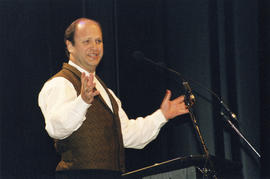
122,155,242,179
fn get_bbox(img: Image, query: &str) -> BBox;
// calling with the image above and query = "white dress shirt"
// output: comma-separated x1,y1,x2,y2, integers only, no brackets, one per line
38,61,167,149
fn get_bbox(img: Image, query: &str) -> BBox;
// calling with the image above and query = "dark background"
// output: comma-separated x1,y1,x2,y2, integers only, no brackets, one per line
1,0,268,178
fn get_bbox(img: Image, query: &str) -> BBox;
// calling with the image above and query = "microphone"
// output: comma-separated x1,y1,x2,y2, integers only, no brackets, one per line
132,51,167,69
132,51,185,81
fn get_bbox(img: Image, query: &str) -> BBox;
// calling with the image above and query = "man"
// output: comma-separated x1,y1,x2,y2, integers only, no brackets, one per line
38,18,189,178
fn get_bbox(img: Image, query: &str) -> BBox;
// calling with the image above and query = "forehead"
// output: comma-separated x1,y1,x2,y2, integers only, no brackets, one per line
75,20,102,39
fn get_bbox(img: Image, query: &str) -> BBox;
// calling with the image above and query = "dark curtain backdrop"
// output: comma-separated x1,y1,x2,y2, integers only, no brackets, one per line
1,0,267,178
118,1,262,179
259,0,270,178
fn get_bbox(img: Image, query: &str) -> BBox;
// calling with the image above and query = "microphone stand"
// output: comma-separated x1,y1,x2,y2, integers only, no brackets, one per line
203,87,261,159
183,82,217,178
220,111,261,158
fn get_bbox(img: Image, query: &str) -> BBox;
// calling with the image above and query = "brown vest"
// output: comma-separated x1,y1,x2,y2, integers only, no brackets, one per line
52,63,125,172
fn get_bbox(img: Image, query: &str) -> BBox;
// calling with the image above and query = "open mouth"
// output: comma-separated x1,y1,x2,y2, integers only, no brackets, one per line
88,53,99,59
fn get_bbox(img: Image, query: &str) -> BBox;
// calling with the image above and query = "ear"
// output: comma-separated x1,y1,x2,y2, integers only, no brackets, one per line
66,40,74,54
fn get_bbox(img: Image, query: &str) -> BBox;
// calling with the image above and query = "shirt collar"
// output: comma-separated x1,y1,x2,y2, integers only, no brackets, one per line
68,60,95,76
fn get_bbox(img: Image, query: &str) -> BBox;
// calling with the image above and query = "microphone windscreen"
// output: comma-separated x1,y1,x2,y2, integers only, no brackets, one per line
132,51,144,61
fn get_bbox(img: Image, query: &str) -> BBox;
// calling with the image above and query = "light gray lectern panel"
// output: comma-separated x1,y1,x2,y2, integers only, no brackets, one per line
143,166,196,179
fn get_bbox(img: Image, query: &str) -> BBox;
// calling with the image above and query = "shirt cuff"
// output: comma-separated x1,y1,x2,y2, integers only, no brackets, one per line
74,95,91,113
152,109,168,128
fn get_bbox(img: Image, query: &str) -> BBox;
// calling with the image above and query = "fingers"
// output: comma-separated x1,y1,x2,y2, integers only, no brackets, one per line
92,89,100,97
81,72,86,89
81,72,99,104
82,73,95,89
174,95,185,104
176,103,189,114
176,97,189,114
162,90,171,104
84,89,100,102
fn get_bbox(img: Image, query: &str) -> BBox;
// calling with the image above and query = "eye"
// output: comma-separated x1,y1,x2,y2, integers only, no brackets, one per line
96,39,103,44
83,40,89,44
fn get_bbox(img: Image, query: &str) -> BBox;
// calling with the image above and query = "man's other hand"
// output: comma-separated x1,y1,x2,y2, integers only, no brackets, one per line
160,90,189,120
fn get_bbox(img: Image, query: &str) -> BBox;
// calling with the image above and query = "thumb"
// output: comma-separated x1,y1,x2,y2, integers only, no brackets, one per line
162,90,171,104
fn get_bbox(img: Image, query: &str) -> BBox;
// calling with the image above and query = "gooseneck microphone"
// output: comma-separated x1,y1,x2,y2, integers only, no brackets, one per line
132,51,185,81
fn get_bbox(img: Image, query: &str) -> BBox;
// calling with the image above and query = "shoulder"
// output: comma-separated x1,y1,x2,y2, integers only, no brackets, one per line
40,77,75,95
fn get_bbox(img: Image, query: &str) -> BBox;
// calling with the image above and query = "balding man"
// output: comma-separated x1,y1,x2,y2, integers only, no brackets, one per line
38,18,189,179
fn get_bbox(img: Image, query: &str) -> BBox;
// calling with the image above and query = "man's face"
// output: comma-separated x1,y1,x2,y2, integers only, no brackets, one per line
67,20,103,72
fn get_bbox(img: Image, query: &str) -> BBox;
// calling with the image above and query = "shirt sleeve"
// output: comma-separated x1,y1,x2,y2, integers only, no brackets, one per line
38,77,90,139
108,89,168,149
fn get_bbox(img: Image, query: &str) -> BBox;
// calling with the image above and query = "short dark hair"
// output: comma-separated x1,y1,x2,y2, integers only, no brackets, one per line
64,18,102,57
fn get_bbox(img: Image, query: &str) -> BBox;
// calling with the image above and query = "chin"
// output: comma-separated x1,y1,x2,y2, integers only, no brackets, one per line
88,60,101,66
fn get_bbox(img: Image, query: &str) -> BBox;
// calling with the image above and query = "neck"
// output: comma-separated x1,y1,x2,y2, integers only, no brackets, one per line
70,58,96,73
88,67,96,73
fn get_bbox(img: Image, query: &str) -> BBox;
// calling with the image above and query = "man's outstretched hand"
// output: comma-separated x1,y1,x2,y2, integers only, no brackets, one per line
160,90,189,120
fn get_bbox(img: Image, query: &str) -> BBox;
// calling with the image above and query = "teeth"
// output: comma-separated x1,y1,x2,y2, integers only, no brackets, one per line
88,54,98,57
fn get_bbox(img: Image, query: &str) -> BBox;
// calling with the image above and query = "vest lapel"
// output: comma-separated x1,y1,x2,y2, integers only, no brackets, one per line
63,63,81,81
95,75,119,115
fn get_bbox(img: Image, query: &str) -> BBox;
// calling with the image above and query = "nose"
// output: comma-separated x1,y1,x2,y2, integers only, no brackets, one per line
88,41,97,49
87,39,102,52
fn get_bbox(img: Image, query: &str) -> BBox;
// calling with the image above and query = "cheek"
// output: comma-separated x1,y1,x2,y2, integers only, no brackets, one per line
99,46,104,53
81,48,89,55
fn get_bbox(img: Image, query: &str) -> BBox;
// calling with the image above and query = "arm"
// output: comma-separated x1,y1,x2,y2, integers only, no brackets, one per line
38,77,88,139
38,73,99,139
119,108,167,149
109,89,188,149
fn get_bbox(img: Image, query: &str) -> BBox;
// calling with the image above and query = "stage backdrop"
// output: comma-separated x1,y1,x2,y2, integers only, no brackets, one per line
1,0,266,178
